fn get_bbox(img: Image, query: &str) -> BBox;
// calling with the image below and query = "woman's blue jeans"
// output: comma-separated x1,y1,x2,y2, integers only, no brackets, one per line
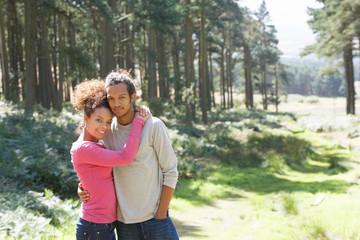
75,217,116,240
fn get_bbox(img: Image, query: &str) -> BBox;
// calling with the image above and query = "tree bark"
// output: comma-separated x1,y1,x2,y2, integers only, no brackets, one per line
147,26,157,98
261,63,268,110
172,35,181,104
244,43,253,109
220,42,226,109
157,32,169,99
126,18,134,72
0,0,10,100
99,0,116,78
38,16,54,109
184,0,196,124
344,42,355,114
274,64,279,112
199,0,208,123
7,0,20,102
227,48,233,108
24,0,37,111
208,44,216,108
56,14,65,111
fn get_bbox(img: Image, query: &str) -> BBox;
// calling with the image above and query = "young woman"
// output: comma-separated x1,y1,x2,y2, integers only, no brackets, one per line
70,79,151,240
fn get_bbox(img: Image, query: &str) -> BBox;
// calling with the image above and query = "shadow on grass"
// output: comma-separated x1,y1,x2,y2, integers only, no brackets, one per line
216,166,352,194
172,218,207,239
174,178,245,206
174,164,352,206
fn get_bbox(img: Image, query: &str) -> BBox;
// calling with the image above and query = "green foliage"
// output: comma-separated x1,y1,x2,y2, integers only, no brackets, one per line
0,104,79,197
0,188,78,239
280,193,298,215
247,133,312,165
145,97,167,117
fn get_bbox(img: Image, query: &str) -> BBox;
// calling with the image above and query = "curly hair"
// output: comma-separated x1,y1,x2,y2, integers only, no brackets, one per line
72,79,110,117
104,69,136,97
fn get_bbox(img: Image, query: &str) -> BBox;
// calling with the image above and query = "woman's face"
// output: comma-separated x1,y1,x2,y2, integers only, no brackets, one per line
83,107,113,142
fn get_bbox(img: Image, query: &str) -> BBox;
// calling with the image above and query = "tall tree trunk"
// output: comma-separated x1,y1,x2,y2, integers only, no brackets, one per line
56,14,65,111
52,9,59,110
14,5,25,101
141,31,148,99
244,42,253,109
125,18,134,71
225,48,231,109
220,43,225,109
184,0,196,124
274,64,279,112
344,42,355,115
99,0,116,78
206,50,211,111
199,0,208,123
7,0,20,103
157,32,169,99
147,26,157,98
38,16,54,109
208,43,216,108
68,21,77,90
261,63,268,110
24,0,37,111
0,0,10,100
227,48,233,108
172,35,181,104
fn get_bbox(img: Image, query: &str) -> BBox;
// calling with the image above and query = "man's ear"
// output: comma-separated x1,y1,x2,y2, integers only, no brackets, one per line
130,93,136,104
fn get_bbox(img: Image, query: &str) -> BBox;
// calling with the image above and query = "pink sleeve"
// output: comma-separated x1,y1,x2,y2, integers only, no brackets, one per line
76,118,144,166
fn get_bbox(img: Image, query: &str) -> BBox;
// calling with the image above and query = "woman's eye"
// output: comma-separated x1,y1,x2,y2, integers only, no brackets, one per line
96,119,102,122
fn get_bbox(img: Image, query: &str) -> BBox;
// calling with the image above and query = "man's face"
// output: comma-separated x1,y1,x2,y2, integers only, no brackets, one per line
106,83,135,119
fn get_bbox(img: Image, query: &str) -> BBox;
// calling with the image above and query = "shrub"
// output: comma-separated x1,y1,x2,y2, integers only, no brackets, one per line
280,193,298,215
0,188,78,239
0,105,79,198
247,133,312,165
146,97,166,117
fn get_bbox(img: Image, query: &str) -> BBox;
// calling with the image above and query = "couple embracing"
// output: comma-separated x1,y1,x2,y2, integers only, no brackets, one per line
70,71,179,240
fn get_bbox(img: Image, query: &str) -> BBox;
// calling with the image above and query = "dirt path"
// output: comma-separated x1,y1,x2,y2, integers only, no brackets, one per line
172,198,247,240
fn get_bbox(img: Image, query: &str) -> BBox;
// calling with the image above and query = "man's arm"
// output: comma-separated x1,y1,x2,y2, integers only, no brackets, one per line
155,185,175,219
152,119,179,219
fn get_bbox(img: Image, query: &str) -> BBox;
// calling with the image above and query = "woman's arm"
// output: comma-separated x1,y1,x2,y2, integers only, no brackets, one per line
75,118,144,166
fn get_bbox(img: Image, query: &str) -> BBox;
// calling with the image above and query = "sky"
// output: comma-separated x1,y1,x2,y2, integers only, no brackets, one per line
240,0,323,59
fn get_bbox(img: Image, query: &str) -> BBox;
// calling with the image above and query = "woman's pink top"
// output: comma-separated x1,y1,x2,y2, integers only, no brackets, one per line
70,118,144,223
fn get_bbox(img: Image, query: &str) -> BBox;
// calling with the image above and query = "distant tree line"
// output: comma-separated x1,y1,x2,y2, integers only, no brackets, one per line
283,59,344,97
0,0,285,123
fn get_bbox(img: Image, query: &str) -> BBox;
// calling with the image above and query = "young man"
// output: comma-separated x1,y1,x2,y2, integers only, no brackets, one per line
79,71,179,239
